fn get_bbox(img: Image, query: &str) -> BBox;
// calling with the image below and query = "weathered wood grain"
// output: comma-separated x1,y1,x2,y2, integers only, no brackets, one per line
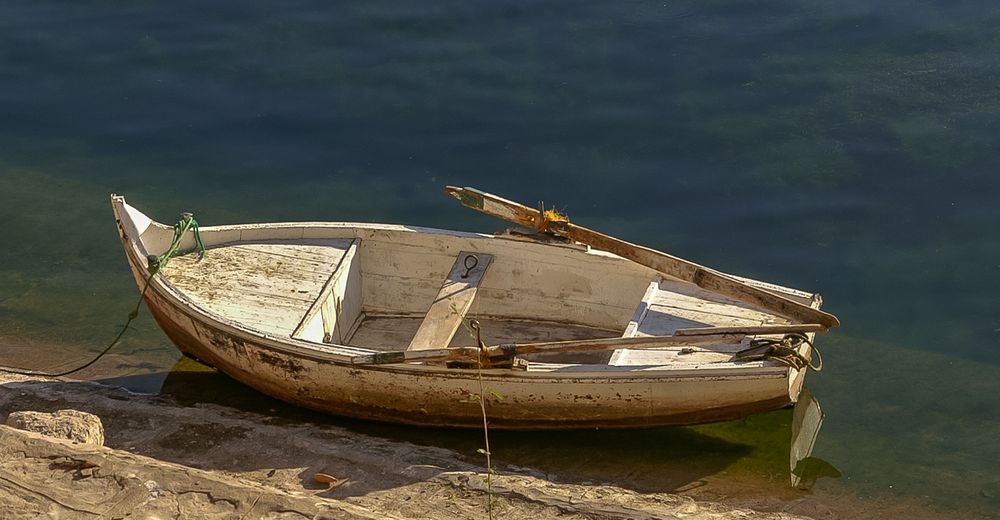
354,333,745,365
293,239,362,344
163,239,353,337
621,277,661,338
445,186,839,328
408,252,493,351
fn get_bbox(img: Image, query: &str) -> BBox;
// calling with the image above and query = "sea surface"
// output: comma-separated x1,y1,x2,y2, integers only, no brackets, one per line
1,0,998,517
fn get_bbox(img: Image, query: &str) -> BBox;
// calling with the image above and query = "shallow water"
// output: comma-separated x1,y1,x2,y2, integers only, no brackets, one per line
0,0,998,517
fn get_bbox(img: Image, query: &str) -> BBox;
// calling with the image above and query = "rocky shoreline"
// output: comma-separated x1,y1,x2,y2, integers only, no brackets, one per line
0,372,814,519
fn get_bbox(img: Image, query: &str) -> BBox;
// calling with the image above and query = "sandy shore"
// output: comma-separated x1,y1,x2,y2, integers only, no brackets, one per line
0,372,815,519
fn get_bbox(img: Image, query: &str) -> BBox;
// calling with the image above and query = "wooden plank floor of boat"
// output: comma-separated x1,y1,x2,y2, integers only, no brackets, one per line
161,239,356,337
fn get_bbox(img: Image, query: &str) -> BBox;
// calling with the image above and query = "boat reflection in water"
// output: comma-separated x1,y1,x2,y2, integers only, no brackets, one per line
791,388,840,489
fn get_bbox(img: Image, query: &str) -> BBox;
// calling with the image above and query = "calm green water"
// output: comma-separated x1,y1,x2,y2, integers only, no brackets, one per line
1,0,998,516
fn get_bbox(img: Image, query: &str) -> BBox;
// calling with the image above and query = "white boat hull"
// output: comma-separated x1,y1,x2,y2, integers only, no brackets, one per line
112,195,814,429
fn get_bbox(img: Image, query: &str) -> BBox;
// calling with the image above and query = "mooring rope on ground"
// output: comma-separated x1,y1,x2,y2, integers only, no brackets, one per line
0,213,205,378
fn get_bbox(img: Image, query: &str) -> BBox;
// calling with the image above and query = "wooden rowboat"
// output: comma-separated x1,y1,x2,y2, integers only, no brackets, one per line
111,188,835,429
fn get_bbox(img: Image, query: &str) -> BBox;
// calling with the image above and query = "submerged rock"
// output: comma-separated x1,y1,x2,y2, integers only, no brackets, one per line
5,409,105,446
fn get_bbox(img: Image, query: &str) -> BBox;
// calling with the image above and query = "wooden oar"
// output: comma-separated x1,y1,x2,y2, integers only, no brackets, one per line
675,324,825,336
444,186,840,328
350,333,745,366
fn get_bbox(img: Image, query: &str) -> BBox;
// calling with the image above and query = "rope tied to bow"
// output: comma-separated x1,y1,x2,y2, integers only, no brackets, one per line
147,212,205,272
0,213,205,377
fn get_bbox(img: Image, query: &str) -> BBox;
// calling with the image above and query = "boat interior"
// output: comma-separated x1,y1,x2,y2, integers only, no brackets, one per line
128,204,817,368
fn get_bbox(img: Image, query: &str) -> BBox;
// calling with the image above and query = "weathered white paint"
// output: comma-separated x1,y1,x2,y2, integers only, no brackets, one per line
408,252,493,351
163,240,352,337
111,195,824,429
292,239,362,344
621,277,662,339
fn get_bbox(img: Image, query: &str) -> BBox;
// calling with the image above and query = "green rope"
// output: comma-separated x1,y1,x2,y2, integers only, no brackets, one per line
0,213,205,378
148,212,205,272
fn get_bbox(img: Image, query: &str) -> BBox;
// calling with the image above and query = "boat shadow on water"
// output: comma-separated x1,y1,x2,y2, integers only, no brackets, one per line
146,356,839,497
0,356,839,505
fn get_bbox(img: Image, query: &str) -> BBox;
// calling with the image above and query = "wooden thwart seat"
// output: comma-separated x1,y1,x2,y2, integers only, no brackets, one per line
621,276,662,338
292,239,362,344
407,251,493,351
609,275,804,366
609,276,660,366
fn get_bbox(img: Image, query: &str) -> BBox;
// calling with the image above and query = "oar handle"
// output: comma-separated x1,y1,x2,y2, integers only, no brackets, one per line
675,324,825,336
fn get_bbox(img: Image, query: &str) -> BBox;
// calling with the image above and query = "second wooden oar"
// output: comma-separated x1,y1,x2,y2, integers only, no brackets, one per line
675,324,825,336
350,333,744,366
444,186,840,328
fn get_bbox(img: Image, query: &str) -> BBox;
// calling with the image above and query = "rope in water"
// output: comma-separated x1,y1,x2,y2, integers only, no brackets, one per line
0,213,205,378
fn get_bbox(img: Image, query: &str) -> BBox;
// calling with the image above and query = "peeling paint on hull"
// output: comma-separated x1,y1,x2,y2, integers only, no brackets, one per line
143,283,793,429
